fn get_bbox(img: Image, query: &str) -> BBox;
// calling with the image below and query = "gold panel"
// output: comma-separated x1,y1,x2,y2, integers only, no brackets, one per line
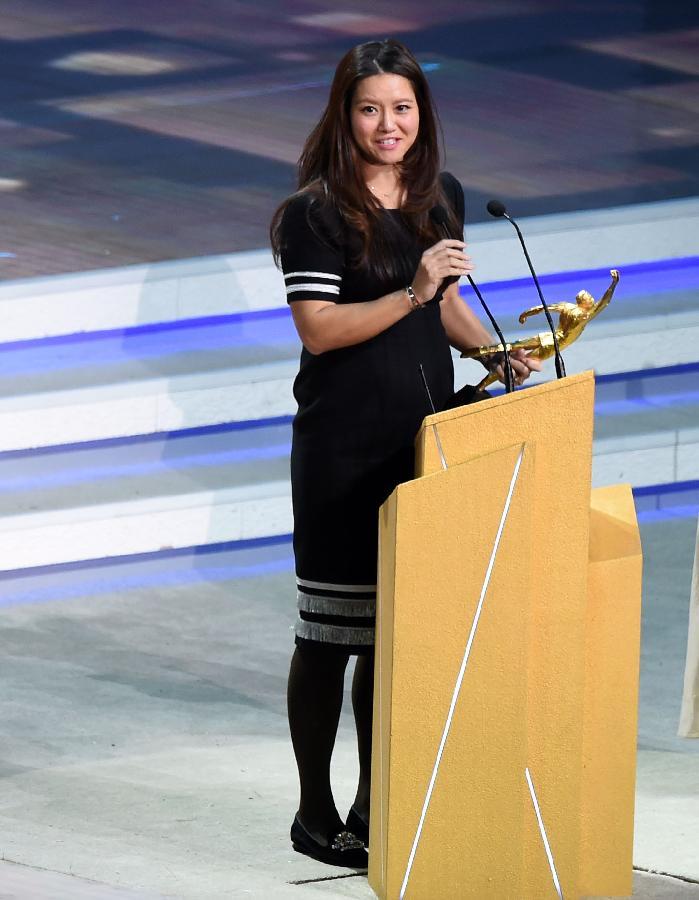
372,372,603,898
580,485,643,896
371,444,537,898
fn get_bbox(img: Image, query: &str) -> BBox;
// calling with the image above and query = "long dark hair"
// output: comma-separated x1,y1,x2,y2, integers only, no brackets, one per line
270,40,460,281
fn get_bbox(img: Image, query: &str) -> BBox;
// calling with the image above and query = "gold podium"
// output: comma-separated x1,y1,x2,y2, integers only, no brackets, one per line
369,371,642,900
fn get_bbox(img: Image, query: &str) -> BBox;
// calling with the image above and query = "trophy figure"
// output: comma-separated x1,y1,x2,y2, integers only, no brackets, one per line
462,269,619,390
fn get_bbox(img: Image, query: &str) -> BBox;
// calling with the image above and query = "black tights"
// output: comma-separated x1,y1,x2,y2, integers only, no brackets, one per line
287,642,374,836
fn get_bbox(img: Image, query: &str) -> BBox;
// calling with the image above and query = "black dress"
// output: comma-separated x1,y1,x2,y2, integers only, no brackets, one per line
280,173,465,654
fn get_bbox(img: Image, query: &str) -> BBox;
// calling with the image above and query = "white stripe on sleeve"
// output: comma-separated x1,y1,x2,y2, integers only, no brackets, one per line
286,283,340,295
284,271,342,281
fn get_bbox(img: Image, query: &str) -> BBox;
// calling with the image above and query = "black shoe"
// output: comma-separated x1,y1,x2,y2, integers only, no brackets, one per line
291,814,368,869
345,806,369,847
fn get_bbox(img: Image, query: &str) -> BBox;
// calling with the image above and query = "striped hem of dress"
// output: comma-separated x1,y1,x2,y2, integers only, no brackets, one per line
295,577,376,647
284,271,341,300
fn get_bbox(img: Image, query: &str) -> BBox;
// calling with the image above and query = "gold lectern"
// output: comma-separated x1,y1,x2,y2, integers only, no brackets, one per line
369,371,642,900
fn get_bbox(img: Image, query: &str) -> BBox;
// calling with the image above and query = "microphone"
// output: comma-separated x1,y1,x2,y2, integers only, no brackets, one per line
430,205,515,394
487,199,566,379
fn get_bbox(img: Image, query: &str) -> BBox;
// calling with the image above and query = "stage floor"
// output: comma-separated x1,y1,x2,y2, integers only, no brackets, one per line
0,0,697,279
0,515,696,898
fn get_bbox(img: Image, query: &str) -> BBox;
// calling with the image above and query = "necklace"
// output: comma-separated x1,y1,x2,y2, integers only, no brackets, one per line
368,182,402,205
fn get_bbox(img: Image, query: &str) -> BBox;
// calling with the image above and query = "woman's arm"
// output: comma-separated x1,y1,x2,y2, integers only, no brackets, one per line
290,290,413,355
290,239,471,355
439,282,494,353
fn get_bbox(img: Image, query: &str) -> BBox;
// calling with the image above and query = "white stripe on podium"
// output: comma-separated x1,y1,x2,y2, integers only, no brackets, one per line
525,766,564,899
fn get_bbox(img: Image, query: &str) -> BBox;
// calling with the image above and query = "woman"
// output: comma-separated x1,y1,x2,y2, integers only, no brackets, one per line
270,39,539,868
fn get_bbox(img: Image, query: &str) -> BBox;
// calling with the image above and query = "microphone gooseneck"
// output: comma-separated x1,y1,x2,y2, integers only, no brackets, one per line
430,205,515,393
487,199,566,379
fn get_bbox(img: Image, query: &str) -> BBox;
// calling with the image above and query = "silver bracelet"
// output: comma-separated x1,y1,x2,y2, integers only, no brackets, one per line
405,284,421,311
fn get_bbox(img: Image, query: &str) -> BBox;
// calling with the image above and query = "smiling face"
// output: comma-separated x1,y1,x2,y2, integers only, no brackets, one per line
349,73,420,167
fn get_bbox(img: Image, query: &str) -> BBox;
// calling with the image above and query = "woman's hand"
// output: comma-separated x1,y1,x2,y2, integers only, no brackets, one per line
412,239,473,304
491,348,543,386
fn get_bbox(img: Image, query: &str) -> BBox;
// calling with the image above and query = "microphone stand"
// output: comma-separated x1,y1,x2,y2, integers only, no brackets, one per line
465,275,515,394
432,209,515,393
502,212,566,379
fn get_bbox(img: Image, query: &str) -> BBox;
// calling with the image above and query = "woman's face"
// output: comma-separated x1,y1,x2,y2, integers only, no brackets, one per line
350,73,420,166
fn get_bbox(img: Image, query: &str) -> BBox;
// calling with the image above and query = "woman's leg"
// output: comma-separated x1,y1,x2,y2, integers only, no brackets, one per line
351,650,375,821
287,643,350,837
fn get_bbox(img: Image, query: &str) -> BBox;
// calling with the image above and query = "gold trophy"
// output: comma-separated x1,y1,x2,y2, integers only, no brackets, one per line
462,269,620,390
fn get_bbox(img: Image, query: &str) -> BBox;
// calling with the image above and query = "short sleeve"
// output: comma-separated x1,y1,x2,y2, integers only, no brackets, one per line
279,194,344,303
439,171,465,234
